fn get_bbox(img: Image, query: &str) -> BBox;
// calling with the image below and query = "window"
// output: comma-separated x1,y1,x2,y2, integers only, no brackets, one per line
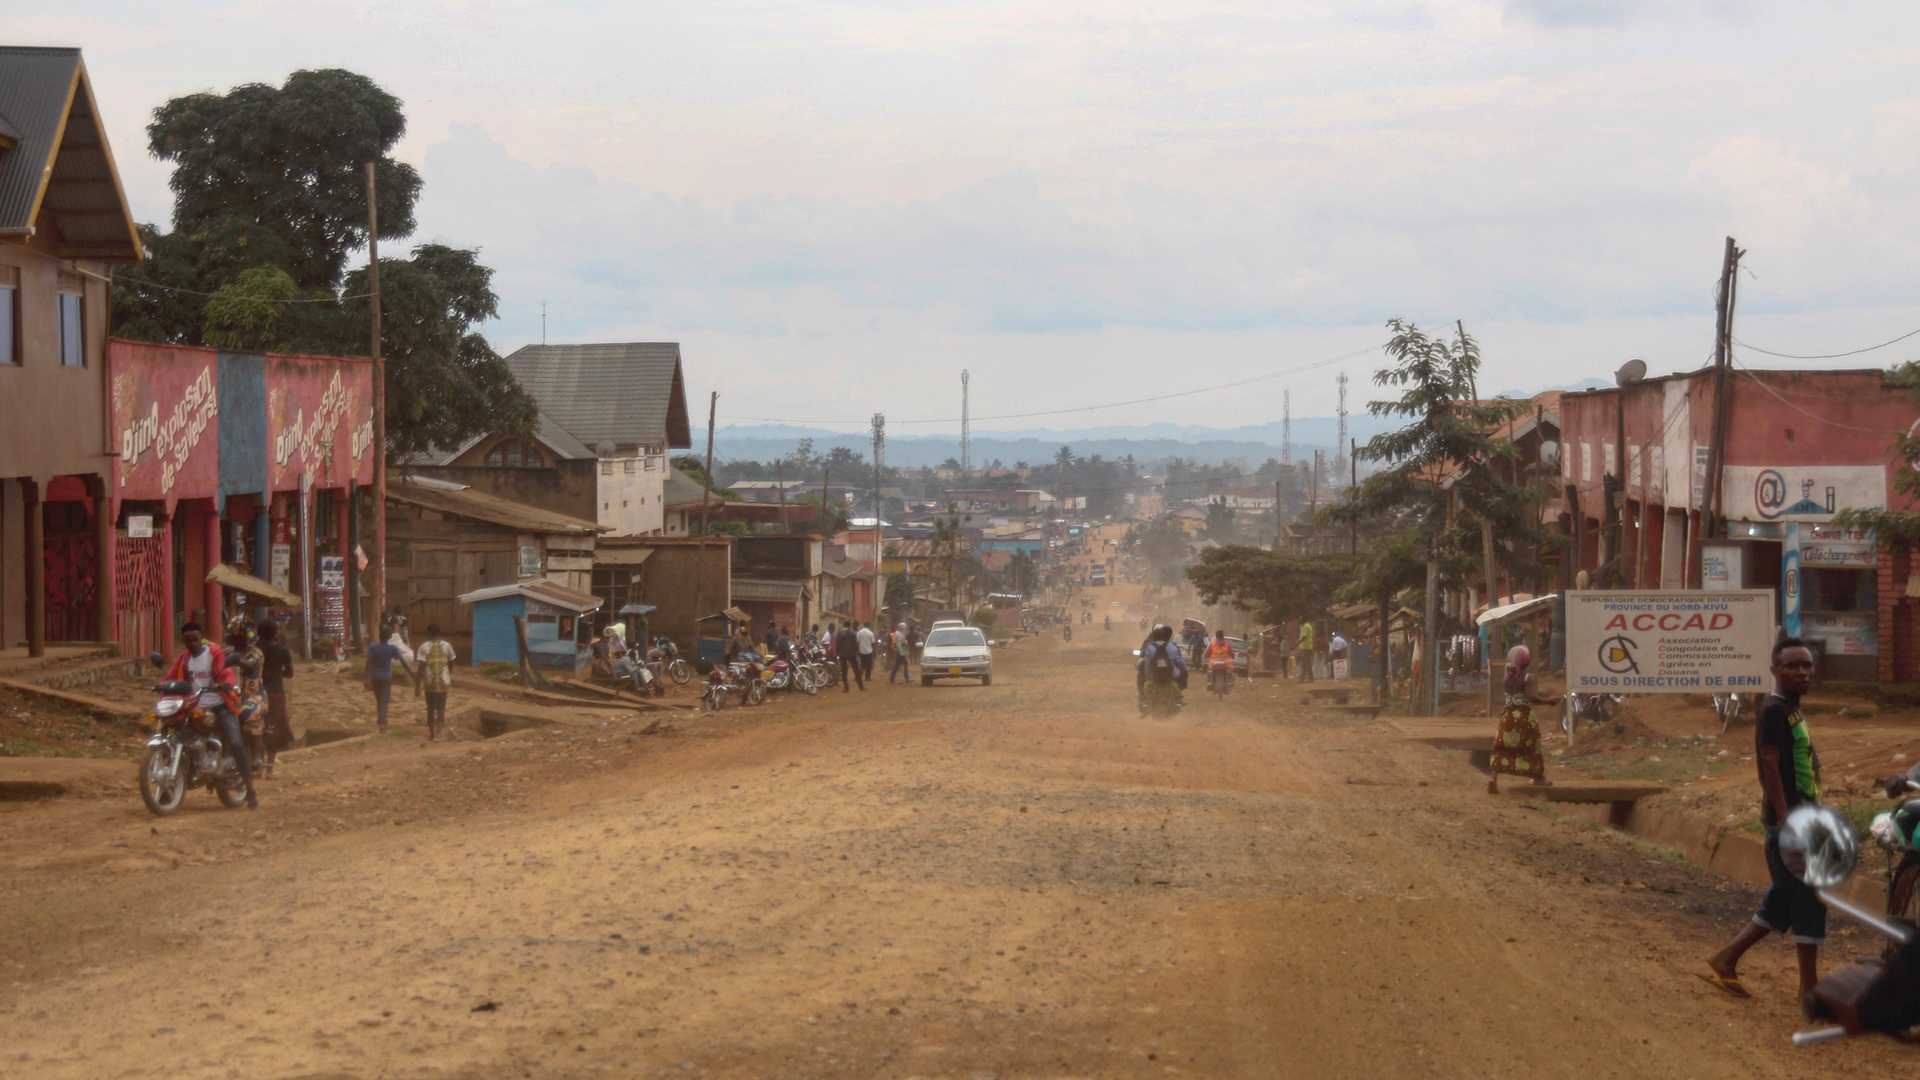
57,273,84,367
623,459,636,474
0,266,16,364
485,440,543,468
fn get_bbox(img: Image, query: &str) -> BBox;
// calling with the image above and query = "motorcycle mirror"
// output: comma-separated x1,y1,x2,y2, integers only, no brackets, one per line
1778,804,1859,889
148,651,165,668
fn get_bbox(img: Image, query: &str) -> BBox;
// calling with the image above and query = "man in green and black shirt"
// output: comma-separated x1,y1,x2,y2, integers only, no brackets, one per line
1702,638,1822,1000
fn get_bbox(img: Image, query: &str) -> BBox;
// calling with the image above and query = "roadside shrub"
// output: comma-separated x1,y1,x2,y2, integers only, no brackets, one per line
970,609,997,630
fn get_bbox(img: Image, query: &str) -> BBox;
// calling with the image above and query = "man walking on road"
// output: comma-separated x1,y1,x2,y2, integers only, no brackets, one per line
888,622,913,684
835,622,865,692
1296,620,1316,683
1702,639,1823,1000
415,624,457,742
856,621,877,681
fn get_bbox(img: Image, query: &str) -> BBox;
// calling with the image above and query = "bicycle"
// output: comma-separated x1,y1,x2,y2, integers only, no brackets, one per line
1560,691,1626,743
1874,770,1920,964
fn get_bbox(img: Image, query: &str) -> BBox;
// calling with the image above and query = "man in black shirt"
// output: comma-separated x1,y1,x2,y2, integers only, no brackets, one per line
257,619,295,780
834,622,865,693
1703,638,1822,1000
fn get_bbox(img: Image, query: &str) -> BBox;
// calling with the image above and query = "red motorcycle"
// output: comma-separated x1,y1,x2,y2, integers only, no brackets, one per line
138,652,252,816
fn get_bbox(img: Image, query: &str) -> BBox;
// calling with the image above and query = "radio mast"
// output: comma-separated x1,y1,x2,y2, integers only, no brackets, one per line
1335,372,1349,482
871,413,886,522
1281,390,1291,467
960,370,971,478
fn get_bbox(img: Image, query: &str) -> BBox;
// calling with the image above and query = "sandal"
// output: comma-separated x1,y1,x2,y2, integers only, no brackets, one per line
1695,971,1751,999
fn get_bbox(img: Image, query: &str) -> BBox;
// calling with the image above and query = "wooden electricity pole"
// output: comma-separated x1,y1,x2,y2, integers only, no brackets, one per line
690,392,718,640
364,162,386,632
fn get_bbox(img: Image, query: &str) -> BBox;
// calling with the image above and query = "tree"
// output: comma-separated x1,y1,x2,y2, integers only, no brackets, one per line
336,245,537,460
112,69,533,460
1186,547,1355,626
1316,319,1551,705
1204,499,1234,538
202,267,300,350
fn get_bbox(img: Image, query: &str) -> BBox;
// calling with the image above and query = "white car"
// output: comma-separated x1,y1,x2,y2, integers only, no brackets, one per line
920,625,993,686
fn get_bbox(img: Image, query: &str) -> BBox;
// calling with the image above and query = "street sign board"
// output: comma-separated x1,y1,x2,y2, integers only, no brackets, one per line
1565,589,1774,693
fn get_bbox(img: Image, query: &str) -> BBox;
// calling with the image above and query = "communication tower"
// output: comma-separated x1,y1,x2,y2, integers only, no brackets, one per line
871,413,886,521
1281,390,1291,467
1335,372,1349,482
960,370,971,477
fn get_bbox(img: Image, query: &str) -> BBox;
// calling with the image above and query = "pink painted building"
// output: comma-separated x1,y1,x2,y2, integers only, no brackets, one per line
1558,367,1920,683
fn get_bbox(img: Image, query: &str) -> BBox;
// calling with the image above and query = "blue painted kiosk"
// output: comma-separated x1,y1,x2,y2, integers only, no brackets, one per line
459,580,605,674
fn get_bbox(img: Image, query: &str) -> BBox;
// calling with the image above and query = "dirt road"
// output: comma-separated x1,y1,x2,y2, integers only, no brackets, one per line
0,618,1905,1077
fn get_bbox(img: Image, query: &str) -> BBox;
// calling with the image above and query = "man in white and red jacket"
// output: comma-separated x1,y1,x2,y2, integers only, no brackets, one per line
163,622,257,809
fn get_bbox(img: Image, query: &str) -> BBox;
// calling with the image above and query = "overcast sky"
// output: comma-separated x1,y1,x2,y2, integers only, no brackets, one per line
13,1,1920,432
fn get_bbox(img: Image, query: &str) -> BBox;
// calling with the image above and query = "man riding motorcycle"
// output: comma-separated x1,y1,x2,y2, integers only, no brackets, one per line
1136,624,1188,706
162,621,258,809
1205,629,1236,691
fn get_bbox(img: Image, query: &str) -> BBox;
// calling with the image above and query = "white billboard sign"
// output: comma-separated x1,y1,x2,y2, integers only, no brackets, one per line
1565,589,1774,693
1722,465,1885,523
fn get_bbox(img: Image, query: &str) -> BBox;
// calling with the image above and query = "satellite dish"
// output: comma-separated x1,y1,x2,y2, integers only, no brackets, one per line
1614,359,1647,387
595,439,617,458
1539,440,1559,466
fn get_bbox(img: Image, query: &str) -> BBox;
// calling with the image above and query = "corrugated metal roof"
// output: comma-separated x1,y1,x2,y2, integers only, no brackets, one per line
389,476,607,535
661,468,711,507
0,48,78,232
505,343,693,452
0,48,139,259
458,579,604,612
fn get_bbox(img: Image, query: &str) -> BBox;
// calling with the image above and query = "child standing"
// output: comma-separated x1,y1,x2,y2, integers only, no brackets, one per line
415,623,457,741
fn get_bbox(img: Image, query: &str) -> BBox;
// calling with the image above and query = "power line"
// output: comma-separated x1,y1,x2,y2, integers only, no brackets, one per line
719,345,1378,427
1732,327,1920,360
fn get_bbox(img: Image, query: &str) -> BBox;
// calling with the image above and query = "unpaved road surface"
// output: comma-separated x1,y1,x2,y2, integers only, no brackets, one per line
0,627,1905,1078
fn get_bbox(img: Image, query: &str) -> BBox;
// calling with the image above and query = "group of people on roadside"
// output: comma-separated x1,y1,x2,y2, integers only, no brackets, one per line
730,619,924,692
363,613,459,741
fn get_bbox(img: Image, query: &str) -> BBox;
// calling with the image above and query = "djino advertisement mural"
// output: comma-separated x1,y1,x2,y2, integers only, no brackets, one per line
110,342,221,500
266,355,376,491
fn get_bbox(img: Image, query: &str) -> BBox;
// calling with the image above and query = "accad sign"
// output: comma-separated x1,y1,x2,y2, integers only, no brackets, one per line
1565,590,1774,693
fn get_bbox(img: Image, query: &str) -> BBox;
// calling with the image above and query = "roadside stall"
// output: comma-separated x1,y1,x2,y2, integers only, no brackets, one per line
459,580,604,674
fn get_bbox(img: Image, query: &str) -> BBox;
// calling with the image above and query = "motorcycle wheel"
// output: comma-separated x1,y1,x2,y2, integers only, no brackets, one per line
668,659,692,684
702,687,723,712
216,760,251,803
1886,855,1920,966
794,666,818,695
139,744,187,817
746,680,767,707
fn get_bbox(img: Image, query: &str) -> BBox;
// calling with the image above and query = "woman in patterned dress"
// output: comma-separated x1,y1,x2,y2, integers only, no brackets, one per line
224,616,269,777
1487,644,1560,794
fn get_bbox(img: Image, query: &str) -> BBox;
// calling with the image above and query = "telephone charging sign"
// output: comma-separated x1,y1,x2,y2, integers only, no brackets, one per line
1565,590,1774,693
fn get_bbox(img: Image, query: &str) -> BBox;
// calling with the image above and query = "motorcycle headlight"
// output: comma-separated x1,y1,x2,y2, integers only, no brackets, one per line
154,699,183,718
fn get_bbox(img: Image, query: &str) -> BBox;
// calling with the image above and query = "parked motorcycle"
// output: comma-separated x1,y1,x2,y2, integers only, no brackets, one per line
765,653,818,695
1776,805,1920,1045
648,637,692,684
616,645,665,697
137,652,253,817
1713,692,1751,732
1561,691,1626,737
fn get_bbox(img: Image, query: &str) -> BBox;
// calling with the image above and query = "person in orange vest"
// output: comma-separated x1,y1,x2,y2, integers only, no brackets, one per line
1205,629,1236,691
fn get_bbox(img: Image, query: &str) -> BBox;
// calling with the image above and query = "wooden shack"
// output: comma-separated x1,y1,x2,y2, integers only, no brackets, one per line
384,475,607,656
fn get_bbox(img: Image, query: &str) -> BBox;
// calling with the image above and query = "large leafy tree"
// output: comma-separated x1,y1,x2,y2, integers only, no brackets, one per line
111,69,533,459
1186,547,1355,626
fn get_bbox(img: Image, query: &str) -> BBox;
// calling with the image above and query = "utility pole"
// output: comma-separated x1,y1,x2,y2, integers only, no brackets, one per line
364,162,386,631
776,459,787,533
691,392,718,640
541,301,546,345
1425,558,1441,716
1698,237,1743,579
821,467,831,534
1349,438,1358,558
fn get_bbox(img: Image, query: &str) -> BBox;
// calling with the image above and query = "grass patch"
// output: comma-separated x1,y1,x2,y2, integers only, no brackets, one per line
1561,733,1741,785
479,661,522,682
